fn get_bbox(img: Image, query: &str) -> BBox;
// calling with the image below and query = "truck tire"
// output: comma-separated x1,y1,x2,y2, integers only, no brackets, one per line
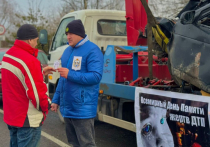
58,106,65,123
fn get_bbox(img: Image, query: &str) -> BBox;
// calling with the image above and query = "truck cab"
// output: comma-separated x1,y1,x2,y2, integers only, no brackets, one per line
48,9,127,95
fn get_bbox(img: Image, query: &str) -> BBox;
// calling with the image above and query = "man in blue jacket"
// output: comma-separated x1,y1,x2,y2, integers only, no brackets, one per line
51,19,103,147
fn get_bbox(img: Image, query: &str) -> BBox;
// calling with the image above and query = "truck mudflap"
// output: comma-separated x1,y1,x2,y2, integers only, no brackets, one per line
135,87,210,147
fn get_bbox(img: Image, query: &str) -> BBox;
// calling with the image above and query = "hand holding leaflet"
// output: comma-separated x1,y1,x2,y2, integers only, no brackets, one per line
54,60,60,70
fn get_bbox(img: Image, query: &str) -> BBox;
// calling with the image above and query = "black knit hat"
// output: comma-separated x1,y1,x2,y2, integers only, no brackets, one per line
17,24,38,40
65,19,85,38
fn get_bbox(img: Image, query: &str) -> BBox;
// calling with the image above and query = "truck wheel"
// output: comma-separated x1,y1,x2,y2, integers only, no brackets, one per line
58,106,65,123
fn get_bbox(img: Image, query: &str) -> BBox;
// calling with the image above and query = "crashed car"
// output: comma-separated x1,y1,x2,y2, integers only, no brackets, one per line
150,0,210,93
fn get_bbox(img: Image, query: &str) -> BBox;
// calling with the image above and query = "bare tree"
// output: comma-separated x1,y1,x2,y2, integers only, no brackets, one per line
103,0,124,10
61,0,82,11
84,0,88,9
148,0,189,19
96,0,99,9
46,6,65,35
0,0,20,34
60,0,124,11
4,0,54,52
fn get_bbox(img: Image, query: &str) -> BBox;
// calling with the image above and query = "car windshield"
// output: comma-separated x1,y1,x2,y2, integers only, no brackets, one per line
0,52,6,61
37,52,48,65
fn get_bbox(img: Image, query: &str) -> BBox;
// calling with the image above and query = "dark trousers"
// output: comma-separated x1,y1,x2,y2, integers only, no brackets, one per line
64,118,96,147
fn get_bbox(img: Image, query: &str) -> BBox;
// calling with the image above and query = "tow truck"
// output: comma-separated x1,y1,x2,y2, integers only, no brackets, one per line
39,0,210,146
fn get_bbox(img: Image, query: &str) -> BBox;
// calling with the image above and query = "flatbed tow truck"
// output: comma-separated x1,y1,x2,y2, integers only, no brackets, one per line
39,0,210,146
98,0,210,146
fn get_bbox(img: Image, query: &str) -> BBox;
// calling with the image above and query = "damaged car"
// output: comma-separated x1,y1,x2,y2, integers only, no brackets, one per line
149,0,210,93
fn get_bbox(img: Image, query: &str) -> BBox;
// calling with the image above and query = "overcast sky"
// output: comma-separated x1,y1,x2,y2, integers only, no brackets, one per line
13,0,62,15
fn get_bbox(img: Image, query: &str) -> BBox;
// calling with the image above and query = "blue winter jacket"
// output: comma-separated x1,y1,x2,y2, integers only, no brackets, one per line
52,36,104,119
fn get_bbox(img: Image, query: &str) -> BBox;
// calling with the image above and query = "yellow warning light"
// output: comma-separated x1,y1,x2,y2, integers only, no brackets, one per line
48,75,53,80
99,90,103,94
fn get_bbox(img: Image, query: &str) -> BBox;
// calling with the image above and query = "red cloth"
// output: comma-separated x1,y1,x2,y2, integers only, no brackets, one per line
2,39,51,127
